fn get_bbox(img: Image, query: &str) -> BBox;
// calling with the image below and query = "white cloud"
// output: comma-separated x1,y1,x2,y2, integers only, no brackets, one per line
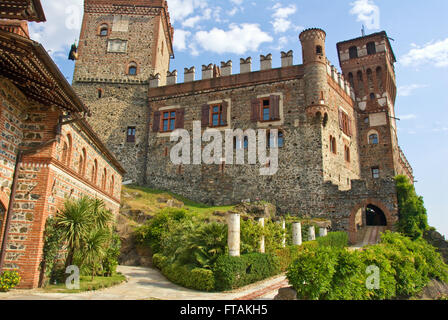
398,84,429,97
167,0,208,24
271,4,297,34
230,0,244,5
401,38,448,68
173,29,191,51
349,0,380,30
194,23,273,55
399,114,417,120
29,0,83,58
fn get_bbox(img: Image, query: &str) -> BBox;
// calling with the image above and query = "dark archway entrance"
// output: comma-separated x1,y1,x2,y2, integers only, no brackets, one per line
366,204,387,226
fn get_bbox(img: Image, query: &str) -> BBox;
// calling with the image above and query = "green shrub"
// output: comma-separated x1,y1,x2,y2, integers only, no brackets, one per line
287,246,339,300
152,253,168,270
264,221,286,253
240,219,263,254
161,263,215,292
0,270,21,292
395,175,429,240
317,232,348,248
214,253,280,291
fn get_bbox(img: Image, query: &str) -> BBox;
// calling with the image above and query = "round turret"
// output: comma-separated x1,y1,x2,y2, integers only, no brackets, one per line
299,28,327,65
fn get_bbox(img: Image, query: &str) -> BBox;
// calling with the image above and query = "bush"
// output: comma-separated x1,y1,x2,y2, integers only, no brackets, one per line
152,253,168,270
287,246,339,300
0,270,21,292
214,253,280,291
161,263,215,292
317,232,348,248
274,242,318,272
395,175,429,240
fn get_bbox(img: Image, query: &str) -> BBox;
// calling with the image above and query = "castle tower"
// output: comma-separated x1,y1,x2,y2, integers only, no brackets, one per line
299,28,329,110
337,32,413,183
72,0,174,183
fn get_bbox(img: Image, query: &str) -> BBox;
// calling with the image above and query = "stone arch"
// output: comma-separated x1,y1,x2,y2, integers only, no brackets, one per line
348,199,394,244
367,129,380,145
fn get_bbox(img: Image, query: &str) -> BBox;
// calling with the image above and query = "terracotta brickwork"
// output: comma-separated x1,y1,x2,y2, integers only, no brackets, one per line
0,76,123,288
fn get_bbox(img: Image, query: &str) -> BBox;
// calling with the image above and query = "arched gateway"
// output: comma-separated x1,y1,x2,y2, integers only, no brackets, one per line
348,199,394,244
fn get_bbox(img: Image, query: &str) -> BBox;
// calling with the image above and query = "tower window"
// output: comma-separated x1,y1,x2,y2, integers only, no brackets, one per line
372,167,380,179
369,133,379,145
127,127,136,143
367,42,376,55
99,24,108,36
97,88,103,99
330,135,337,154
370,93,375,100
316,45,323,55
344,145,350,163
128,62,137,75
349,46,358,59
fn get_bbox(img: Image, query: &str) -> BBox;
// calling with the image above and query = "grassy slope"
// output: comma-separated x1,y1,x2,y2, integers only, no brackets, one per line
121,185,235,219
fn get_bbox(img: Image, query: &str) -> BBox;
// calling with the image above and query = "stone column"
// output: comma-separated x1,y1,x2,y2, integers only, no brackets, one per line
308,226,316,241
319,227,328,237
256,217,265,253
292,222,302,246
227,213,240,257
281,219,286,247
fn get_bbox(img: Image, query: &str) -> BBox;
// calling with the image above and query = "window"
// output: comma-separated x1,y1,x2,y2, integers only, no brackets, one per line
127,127,136,143
61,141,68,164
369,133,379,145
128,62,137,75
372,167,380,179
101,168,107,190
267,130,284,148
261,99,271,121
330,136,337,154
370,93,375,100
161,111,176,132
98,88,103,99
349,46,358,59
251,95,280,123
110,175,115,195
367,42,376,55
316,45,323,55
210,104,226,127
348,73,354,89
344,146,350,163
91,159,98,184
338,109,353,137
99,24,108,36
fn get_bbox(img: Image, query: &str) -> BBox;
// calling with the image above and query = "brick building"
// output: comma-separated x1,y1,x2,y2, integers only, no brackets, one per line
73,0,413,244
0,0,125,288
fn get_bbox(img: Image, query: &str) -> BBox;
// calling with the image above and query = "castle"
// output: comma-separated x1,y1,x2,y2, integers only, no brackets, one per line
72,0,414,244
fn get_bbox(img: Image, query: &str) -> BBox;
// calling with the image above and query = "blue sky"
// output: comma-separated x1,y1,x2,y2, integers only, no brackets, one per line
29,0,448,237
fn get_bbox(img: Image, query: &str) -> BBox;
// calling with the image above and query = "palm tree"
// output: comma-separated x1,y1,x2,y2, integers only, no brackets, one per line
82,228,109,280
90,198,113,230
55,197,93,268
187,223,227,269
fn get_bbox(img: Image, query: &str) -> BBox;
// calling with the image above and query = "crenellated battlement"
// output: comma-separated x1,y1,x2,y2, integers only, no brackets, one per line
147,49,355,101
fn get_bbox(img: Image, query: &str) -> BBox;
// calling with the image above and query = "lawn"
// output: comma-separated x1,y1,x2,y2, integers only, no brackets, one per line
41,273,126,293
122,185,235,218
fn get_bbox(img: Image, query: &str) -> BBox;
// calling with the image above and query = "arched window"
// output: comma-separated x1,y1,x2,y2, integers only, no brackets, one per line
101,168,107,190
110,175,115,195
330,136,337,154
78,148,86,176
369,133,379,145
61,141,68,164
367,42,376,55
98,88,103,99
370,93,376,100
367,68,374,90
91,159,98,184
78,155,84,175
376,67,384,92
66,134,73,168
349,46,358,59
357,71,365,97
316,45,323,55
344,145,350,163
99,24,108,36
348,72,355,89
128,62,137,75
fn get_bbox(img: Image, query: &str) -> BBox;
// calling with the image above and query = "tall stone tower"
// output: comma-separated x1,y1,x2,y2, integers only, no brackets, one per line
337,32,413,184
72,0,174,183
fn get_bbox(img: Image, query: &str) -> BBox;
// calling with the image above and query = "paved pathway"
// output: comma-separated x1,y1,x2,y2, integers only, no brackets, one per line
0,266,287,300
350,226,386,250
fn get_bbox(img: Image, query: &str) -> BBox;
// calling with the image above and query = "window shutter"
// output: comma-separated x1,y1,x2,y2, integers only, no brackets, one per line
152,111,161,132
221,101,229,126
251,99,260,122
270,95,280,120
201,104,210,127
175,108,185,129
338,109,343,130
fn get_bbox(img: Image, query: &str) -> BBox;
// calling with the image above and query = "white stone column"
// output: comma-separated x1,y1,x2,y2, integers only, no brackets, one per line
256,217,265,253
228,213,240,257
292,222,302,246
319,227,328,237
281,219,286,247
308,226,316,241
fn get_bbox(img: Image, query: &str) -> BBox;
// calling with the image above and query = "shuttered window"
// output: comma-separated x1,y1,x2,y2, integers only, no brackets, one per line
254,95,281,122
338,109,353,137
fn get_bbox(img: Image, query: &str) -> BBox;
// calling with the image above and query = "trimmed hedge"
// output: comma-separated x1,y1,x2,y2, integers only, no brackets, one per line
287,232,448,300
160,261,215,292
316,232,348,249
213,253,280,291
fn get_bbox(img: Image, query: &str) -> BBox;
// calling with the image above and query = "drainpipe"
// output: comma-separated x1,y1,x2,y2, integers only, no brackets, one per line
0,113,85,273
